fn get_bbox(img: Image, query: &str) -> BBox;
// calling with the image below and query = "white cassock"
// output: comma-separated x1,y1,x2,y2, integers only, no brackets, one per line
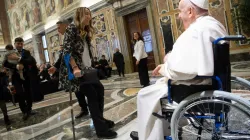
137,16,227,140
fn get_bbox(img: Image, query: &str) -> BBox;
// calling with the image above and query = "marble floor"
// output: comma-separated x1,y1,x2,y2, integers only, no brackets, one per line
1,61,250,140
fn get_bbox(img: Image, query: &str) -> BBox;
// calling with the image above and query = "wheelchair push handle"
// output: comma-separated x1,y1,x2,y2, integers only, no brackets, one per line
213,35,246,45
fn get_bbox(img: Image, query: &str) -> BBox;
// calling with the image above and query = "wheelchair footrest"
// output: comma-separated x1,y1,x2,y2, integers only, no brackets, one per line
153,109,174,121
152,112,165,119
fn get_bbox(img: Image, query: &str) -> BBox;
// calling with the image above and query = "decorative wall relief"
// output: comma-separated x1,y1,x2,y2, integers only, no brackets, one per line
229,0,250,45
13,12,21,36
24,42,35,57
0,50,6,65
45,0,56,17
6,0,17,10
32,0,42,24
156,0,169,14
96,35,111,60
106,10,114,30
92,13,106,35
111,32,120,53
209,0,227,29
160,16,174,54
21,3,32,31
46,30,61,64
172,0,180,10
63,0,74,8
5,0,78,40
0,22,4,45
92,7,120,62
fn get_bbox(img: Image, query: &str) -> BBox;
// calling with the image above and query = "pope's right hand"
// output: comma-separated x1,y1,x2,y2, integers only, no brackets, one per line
48,66,57,74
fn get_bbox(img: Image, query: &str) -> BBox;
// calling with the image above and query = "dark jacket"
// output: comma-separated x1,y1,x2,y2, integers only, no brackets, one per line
113,52,124,66
54,50,63,69
99,59,109,67
3,49,38,82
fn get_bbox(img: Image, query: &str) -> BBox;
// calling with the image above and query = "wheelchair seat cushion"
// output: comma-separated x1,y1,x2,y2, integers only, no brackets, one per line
171,84,216,103
171,84,230,114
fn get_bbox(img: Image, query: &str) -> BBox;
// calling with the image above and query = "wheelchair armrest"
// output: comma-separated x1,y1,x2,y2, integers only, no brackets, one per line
213,35,246,44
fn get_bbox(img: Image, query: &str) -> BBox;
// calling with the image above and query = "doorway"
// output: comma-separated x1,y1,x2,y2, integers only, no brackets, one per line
124,8,156,72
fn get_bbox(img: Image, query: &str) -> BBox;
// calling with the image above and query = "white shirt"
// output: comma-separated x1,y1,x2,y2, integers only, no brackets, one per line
159,16,227,85
81,40,92,69
133,40,148,61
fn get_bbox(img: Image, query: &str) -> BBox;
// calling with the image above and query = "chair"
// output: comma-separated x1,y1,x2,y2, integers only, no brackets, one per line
154,35,250,140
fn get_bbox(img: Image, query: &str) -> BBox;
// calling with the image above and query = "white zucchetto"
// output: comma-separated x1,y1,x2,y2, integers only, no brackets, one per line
190,0,209,10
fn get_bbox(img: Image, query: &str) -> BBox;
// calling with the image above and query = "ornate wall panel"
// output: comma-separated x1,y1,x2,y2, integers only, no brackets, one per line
0,50,6,65
5,0,78,40
0,22,4,45
92,7,120,62
24,41,35,57
45,30,63,64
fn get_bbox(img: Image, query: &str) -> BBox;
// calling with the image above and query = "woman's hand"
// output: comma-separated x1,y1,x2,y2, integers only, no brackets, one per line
152,65,162,76
73,66,82,78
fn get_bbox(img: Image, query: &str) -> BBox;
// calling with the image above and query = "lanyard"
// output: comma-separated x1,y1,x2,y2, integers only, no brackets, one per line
21,49,24,57
19,49,24,57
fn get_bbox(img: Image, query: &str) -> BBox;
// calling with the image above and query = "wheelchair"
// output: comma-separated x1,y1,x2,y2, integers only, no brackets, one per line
153,35,250,140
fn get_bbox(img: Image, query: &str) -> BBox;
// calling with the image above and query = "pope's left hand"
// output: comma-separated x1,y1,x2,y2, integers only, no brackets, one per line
152,65,162,76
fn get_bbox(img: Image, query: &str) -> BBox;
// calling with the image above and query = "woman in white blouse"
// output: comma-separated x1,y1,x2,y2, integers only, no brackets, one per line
133,32,150,87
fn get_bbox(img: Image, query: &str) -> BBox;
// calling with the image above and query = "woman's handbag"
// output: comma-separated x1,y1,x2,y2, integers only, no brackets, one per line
80,67,99,83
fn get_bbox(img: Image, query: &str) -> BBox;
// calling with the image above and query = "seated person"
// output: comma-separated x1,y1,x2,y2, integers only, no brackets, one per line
99,55,112,77
92,57,106,80
4,44,25,80
93,57,101,69
130,0,228,139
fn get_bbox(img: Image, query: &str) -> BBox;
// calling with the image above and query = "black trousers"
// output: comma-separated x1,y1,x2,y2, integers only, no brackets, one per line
101,66,112,77
30,75,43,102
116,63,125,76
80,82,108,133
75,91,88,112
0,100,8,117
13,76,32,114
138,58,150,86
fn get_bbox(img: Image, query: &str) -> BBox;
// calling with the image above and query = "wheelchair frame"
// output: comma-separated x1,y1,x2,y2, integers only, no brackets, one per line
153,35,250,140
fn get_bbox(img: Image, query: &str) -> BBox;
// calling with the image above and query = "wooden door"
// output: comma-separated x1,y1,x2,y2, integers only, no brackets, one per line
125,9,156,72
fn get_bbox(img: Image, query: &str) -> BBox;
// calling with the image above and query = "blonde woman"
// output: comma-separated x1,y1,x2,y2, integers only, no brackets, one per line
58,7,117,139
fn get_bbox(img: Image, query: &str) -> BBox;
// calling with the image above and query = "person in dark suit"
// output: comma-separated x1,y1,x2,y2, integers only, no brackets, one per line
3,37,38,120
93,57,101,69
113,48,125,77
99,55,112,77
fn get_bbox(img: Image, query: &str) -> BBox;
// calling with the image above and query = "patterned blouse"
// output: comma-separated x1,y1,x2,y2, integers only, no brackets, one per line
58,24,93,92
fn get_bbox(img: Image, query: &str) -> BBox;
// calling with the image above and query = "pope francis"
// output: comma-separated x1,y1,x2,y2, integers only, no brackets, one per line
130,0,228,139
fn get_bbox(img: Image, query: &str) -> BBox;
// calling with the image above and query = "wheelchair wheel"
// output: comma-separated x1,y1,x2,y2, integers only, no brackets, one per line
171,90,250,140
